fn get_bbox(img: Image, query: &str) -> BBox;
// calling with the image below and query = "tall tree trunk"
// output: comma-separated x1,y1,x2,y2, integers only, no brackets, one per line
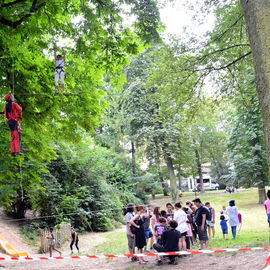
195,147,204,193
258,185,267,204
178,163,182,189
131,141,136,176
162,148,177,201
240,0,270,183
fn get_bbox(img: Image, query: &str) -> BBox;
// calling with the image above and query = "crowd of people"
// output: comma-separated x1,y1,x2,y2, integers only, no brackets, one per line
125,198,243,266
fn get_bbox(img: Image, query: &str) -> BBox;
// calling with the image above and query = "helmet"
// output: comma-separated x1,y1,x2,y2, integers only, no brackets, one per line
5,93,13,102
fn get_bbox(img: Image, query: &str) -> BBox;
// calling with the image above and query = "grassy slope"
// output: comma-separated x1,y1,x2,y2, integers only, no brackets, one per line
92,188,269,255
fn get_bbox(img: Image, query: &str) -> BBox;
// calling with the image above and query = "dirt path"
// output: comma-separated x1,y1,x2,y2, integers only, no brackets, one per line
1,249,268,270
0,209,38,255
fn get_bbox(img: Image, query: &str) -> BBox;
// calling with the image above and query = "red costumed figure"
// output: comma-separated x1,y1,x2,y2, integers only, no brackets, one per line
4,94,22,156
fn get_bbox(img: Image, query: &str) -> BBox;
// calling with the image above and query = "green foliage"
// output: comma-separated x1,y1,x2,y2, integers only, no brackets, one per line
32,138,142,231
0,0,162,215
227,89,268,188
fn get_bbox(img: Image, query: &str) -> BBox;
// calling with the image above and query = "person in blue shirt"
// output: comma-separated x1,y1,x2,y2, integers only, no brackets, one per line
220,215,228,240
154,218,167,245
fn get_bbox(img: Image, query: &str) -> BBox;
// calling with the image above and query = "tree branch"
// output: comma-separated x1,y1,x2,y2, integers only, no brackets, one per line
0,0,25,9
211,51,252,71
0,0,45,28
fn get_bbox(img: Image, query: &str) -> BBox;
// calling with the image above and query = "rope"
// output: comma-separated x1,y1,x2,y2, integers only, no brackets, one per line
19,157,24,201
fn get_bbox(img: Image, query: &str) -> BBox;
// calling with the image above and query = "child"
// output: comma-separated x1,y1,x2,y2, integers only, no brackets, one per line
142,206,154,252
54,46,66,95
153,220,181,266
70,227,79,255
161,210,168,225
47,227,62,257
154,218,167,245
220,215,228,240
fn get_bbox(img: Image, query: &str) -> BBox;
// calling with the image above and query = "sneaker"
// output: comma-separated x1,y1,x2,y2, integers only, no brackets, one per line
11,153,16,157
144,249,150,253
70,251,73,255
156,260,163,266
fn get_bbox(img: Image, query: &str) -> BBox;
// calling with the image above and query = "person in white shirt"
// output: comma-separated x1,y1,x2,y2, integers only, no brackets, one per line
173,202,188,251
54,46,66,95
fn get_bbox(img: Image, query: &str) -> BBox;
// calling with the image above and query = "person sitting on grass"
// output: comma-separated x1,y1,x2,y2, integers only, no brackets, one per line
154,218,167,246
220,215,228,240
47,227,62,257
153,220,181,266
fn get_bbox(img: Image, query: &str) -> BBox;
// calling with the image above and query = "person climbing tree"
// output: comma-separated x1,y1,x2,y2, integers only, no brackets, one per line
54,46,66,95
3,93,22,156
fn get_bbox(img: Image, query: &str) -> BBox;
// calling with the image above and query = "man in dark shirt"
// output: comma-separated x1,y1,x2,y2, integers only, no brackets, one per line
193,198,209,250
153,220,180,266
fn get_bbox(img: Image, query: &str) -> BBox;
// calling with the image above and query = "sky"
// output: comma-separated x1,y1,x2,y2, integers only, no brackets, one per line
159,1,215,39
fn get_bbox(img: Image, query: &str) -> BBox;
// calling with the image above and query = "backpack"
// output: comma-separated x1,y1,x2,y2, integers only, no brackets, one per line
207,207,212,221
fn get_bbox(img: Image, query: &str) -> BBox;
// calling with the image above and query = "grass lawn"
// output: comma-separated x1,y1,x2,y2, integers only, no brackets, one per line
92,188,269,255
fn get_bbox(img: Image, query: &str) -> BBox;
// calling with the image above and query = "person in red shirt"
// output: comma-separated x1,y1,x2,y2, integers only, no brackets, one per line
3,93,22,156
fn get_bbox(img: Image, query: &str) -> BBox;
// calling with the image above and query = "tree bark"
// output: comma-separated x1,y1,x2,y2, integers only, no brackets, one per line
195,147,204,193
131,141,136,176
162,148,177,201
258,186,267,204
240,0,270,185
178,163,182,189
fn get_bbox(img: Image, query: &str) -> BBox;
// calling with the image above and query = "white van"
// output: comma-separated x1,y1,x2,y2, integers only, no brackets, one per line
196,177,219,191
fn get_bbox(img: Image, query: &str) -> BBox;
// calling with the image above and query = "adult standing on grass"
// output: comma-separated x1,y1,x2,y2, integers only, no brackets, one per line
205,202,216,239
130,205,148,265
174,202,188,251
264,190,270,229
192,198,209,250
226,200,239,239
125,203,137,262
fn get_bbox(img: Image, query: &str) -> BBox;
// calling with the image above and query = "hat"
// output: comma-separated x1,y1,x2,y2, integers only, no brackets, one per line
186,200,192,204
5,93,13,102
192,198,202,203
205,201,210,205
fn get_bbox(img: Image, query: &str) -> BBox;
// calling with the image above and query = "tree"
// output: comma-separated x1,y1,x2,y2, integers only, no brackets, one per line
240,0,270,187
0,0,162,215
227,88,268,203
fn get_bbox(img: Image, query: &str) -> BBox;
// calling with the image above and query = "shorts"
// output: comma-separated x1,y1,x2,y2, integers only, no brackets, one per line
144,228,153,239
127,234,135,249
153,243,166,253
55,70,65,86
222,229,228,234
206,220,215,227
267,213,270,223
198,226,209,241
181,231,187,237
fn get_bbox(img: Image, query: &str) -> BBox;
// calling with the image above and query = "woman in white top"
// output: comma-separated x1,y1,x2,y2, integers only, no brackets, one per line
173,202,188,251
54,46,66,95
226,200,239,239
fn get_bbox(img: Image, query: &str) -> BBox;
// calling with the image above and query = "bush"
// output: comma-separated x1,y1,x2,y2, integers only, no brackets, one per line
31,142,145,232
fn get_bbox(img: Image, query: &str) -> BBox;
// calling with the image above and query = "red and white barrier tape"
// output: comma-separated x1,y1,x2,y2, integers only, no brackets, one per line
264,253,270,270
0,246,269,263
